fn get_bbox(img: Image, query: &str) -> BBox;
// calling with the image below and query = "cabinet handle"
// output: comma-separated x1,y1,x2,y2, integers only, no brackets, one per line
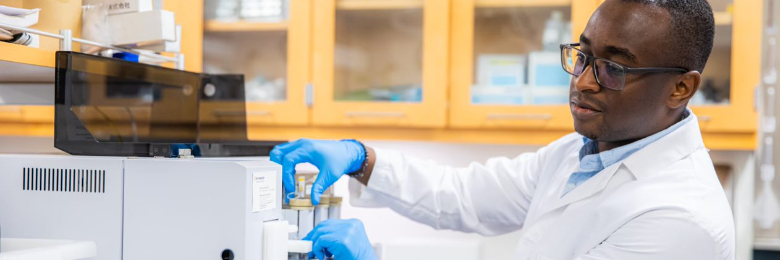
213,110,271,117
698,115,712,122
345,111,406,118
486,113,552,120
247,111,271,116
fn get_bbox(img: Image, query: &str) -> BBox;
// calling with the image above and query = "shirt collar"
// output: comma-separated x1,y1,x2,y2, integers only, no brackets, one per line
579,109,694,170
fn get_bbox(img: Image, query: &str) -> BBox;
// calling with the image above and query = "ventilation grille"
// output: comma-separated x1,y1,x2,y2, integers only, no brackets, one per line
22,168,106,193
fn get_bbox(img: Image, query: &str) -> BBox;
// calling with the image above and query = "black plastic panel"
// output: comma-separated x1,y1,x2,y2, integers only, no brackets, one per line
54,52,283,157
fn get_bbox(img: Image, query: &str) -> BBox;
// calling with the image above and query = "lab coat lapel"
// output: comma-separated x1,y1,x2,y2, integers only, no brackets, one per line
535,112,704,218
621,114,704,179
537,162,622,217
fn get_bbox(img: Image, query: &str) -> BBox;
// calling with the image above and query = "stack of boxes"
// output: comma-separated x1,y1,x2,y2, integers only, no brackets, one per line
82,0,180,53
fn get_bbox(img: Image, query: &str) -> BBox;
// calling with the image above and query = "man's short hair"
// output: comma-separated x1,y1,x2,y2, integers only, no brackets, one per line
621,0,715,73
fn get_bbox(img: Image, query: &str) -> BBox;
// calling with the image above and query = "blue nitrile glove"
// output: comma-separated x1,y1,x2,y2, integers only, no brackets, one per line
269,139,365,205
304,219,378,260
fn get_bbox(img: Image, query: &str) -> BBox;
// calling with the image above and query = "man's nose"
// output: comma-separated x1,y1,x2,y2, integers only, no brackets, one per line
573,64,601,93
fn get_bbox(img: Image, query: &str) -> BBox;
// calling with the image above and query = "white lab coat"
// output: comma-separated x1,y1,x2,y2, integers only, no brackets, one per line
350,113,735,260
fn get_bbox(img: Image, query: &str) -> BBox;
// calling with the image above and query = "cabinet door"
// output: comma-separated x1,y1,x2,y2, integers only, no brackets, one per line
202,0,311,126
311,0,449,127
689,0,759,133
450,0,600,130
164,0,204,71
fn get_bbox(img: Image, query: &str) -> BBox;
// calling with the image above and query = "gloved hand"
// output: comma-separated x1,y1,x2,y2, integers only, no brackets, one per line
270,139,365,205
304,219,378,260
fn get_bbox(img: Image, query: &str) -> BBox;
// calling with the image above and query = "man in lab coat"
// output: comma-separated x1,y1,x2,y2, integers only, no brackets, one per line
271,0,735,259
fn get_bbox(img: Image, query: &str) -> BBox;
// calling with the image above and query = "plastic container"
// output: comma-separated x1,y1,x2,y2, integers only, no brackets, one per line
542,11,565,51
240,0,288,22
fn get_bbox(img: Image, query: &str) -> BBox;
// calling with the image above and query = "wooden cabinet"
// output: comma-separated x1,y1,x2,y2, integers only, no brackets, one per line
0,0,763,150
689,0,760,135
163,0,205,72
449,0,599,130
310,0,449,127
203,0,311,126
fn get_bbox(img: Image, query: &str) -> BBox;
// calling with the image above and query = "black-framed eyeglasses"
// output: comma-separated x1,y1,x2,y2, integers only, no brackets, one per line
560,43,689,91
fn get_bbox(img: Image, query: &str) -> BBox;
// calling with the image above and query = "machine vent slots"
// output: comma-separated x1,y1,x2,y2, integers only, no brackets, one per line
22,168,106,193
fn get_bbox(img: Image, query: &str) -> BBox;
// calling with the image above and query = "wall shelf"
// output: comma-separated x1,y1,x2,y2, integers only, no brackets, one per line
0,42,55,68
0,43,55,82
205,20,288,32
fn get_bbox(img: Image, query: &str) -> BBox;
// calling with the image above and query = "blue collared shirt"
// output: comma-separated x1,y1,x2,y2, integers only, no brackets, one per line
563,109,693,196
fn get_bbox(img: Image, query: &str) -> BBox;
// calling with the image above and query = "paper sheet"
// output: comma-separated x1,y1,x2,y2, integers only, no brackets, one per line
0,6,40,17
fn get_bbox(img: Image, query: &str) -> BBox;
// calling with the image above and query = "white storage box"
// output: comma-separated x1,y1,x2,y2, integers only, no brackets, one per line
108,10,175,46
138,24,181,53
83,0,154,15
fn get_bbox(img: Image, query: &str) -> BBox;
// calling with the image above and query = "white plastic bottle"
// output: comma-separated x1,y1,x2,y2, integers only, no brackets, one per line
542,11,566,51
561,22,573,45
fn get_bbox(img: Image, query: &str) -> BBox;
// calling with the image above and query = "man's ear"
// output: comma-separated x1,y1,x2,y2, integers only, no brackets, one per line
668,71,701,108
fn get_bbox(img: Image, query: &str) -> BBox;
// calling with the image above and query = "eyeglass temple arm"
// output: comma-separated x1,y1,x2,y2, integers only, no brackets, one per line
625,67,689,73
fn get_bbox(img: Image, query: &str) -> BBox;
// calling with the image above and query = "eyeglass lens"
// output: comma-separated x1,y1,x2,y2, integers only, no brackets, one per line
563,47,626,90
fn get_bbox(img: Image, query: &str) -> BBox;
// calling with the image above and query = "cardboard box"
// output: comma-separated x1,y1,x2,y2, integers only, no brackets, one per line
138,25,181,53
108,10,175,47
83,0,154,15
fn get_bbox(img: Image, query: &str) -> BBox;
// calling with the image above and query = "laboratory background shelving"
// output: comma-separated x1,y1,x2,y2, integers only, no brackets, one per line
0,0,204,137
203,0,311,126
195,0,756,151
0,0,83,136
0,0,82,69
0,0,761,150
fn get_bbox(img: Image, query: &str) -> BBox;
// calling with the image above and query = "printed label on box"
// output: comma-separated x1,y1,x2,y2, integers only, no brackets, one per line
252,171,277,213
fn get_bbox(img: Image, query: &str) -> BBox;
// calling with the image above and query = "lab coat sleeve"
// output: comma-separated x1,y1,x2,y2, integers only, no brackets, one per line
348,145,550,236
574,210,724,260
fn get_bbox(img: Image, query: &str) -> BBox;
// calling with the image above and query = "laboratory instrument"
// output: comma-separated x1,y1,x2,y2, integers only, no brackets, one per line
270,139,364,205
0,52,341,260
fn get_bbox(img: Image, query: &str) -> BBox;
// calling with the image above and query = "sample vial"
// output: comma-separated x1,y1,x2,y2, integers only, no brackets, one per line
296,176,306,199
297,208,315,238
313,205,329,226
328,197,343,220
